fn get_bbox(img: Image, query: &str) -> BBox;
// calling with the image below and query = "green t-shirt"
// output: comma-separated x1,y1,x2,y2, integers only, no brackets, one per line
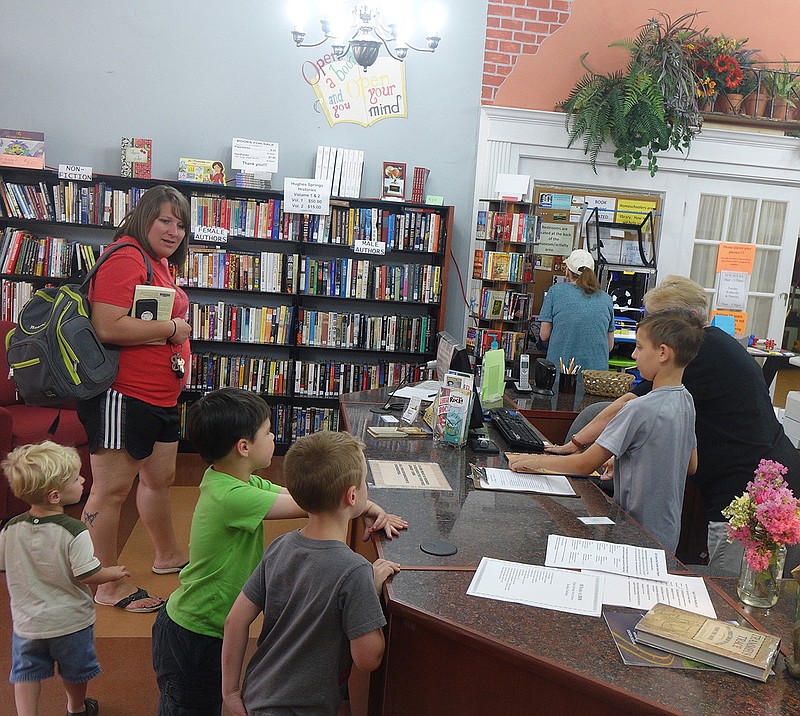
166,466,282,638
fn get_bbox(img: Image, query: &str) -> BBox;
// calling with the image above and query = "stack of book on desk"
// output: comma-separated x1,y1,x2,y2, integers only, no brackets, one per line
634,603,781,682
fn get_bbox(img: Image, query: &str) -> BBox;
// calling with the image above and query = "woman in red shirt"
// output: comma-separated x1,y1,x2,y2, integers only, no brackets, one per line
78,185,191,612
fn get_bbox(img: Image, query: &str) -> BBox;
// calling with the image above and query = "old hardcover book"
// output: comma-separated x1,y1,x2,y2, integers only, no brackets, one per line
634,603,780,682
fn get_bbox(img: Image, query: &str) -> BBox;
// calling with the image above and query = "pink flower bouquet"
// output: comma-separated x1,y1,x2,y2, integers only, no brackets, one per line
722,459,800,570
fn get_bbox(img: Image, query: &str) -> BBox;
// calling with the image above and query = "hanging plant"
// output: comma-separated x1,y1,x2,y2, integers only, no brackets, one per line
558,12,705,176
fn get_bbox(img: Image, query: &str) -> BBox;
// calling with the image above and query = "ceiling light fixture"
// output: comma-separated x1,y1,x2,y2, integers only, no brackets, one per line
289,2,443,72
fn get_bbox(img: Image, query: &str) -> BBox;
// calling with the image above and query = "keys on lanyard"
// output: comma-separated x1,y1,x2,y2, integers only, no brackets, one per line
171,352,185,380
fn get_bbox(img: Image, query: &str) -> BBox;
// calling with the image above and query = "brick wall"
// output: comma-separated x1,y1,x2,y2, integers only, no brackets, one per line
483,0,572,104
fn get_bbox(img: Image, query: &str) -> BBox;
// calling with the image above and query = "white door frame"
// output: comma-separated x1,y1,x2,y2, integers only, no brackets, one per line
473,107,800,339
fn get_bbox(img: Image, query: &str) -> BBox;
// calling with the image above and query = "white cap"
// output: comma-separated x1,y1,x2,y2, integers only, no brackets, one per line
565,249,595,274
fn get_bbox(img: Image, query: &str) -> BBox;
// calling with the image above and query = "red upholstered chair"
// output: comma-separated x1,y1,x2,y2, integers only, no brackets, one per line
0,320,93,522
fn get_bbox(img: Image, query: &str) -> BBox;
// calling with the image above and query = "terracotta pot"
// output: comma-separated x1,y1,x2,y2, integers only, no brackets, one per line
698,98,715,113
767,98,798,120
741,93,770,118
714,93,744,114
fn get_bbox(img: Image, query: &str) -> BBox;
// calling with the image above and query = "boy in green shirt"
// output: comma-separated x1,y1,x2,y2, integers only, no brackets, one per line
151,388,407,715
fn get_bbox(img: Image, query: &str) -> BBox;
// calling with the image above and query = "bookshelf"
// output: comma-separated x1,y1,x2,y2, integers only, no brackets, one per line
0,167,452,452
468,198,536,364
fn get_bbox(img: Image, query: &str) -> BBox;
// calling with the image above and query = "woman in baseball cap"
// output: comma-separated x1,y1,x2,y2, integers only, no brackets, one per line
539,248,615,376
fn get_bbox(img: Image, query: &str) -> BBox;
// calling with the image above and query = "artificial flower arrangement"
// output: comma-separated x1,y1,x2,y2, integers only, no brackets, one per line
686,35,754,102
722,459,800,571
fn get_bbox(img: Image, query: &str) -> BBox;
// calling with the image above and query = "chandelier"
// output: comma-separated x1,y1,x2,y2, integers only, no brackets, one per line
289,2,443,72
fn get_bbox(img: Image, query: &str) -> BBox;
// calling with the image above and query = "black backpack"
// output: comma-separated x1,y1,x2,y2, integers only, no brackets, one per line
5,242,153,406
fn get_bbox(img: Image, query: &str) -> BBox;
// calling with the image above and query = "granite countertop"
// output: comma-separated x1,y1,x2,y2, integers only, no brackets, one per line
341,389,800,715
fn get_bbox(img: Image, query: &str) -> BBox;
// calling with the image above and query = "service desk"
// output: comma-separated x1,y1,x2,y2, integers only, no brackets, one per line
340,388,800,716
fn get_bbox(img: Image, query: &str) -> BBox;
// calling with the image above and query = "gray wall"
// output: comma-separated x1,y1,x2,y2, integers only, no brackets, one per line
0,0,487,338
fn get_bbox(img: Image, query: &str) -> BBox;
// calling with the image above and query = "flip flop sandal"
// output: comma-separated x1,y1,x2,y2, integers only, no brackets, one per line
94,587,163,613
152,561,189,575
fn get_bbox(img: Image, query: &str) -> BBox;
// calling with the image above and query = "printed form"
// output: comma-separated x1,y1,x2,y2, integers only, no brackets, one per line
467,556,604,617
545,534,669,581
584,572,717,618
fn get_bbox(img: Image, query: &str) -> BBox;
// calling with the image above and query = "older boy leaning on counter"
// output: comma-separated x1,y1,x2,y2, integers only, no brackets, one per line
510,308,704,553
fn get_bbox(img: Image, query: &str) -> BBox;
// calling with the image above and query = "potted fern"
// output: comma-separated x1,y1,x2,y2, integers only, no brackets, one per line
558,12,704,176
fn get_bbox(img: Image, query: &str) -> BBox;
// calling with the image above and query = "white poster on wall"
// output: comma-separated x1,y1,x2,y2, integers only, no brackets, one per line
584,195,616,222
716,271,750,311
538,223,575,255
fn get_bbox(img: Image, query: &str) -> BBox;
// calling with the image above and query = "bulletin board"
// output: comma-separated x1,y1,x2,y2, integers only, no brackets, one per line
531,183,662,312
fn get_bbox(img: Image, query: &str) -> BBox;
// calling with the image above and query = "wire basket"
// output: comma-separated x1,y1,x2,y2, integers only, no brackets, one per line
581,370,635,398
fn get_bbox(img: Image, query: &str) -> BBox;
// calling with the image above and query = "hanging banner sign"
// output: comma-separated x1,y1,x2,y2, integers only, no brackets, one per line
301,50,407,127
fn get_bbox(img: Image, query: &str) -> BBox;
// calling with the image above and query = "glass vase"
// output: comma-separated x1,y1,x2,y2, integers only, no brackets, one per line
736,544,786,608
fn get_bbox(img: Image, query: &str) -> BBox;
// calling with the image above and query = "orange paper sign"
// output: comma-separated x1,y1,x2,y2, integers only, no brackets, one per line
716,243,756,274
711,310,747,335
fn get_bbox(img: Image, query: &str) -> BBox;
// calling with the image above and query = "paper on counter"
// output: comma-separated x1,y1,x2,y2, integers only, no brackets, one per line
544,534,669,581
480,468,576,497
585,571,716,618
393,380,441,401
579,516,615,525
467,556,603,617
368,460,451,491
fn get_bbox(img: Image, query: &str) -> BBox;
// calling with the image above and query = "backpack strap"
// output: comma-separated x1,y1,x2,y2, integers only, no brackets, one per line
80,241,155,294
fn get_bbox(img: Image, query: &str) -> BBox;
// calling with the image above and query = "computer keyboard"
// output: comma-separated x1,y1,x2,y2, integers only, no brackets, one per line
488,409,545,452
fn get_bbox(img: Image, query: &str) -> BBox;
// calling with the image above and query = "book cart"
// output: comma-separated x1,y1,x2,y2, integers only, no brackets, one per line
0,167,452,453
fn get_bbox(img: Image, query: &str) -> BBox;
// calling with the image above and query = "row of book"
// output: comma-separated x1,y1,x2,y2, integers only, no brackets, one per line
191,194,282,240
0,178,55,221
186,354,293,395
190,195,445,253
183,352,429,399
410,167,430,203
325,205,443,252
179,401,338,444
295,309,435,353
1,279,35,322
1,177,446,253
293,360,434,399
473,249,534,283
178,249,299,294
466,327,528,361
52,182,145,226
476,210,537,243
298,257,441,303
0,229,76,277
188,302,295,345
314,146,364,198
472,287,532,322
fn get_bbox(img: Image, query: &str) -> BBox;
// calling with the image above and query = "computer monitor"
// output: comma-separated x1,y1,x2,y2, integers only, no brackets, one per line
435,331,484,432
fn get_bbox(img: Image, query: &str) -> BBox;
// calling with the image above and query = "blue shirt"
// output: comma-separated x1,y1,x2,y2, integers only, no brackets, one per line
540,282,614,373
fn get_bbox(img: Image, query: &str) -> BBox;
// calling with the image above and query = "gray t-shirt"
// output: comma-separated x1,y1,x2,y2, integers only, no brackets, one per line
596,386,696,552
241,529,386,715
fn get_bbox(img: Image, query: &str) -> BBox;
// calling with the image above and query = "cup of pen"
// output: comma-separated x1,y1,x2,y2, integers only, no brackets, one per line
558,358,580,394
559,372,577,393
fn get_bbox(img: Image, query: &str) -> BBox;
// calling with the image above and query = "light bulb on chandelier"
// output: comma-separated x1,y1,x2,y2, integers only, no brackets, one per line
289,1,443,72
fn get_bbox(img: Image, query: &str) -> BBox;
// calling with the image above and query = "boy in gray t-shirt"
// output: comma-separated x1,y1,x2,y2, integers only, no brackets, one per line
221,431,401,716
509,308,704,553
